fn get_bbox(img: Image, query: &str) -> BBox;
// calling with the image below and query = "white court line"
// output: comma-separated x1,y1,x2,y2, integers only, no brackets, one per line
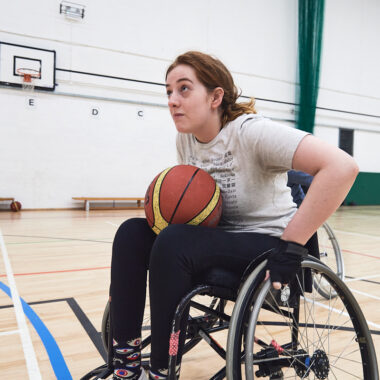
106,221,119,227
345,274,380,283
349,288,380,301
305,297,380,330
0,229,42,380
334,229,380,241
0,329,20,337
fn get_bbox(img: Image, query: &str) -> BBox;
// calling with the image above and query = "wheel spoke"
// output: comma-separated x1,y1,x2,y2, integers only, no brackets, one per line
233,259,377,380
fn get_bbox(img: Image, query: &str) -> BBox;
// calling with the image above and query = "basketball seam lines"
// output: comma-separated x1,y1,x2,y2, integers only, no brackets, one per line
151,168,172,233
184,182,219,225
169,168,200,224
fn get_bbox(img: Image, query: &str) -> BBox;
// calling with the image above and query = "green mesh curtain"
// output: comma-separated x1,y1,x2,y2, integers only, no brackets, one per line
297,0,325,133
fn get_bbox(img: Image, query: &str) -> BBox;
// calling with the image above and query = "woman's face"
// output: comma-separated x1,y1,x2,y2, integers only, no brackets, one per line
166,64,219,140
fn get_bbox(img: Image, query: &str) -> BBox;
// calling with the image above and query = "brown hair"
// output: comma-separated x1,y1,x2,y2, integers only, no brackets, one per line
166,51,256,127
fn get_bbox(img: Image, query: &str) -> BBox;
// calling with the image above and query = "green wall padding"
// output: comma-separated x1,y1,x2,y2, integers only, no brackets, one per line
297,0,325,133
345,172,380,205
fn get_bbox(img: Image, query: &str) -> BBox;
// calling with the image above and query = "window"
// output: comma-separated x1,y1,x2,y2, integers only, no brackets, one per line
339,128,354,156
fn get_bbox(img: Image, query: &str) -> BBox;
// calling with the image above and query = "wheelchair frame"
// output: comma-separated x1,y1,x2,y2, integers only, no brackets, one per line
82,255,378,380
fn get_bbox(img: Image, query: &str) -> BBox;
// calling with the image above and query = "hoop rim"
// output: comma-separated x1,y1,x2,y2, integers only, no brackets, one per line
16,68,41,79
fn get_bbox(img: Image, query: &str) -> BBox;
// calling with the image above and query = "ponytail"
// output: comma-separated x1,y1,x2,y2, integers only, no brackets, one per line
221,97,257,127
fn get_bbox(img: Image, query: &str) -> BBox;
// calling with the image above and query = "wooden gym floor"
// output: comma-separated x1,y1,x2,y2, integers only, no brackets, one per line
0,206,379,379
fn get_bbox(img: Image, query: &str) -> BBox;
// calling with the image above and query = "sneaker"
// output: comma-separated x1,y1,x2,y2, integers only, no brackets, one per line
138,370,148,380
113,369,147,380
148,366,180,380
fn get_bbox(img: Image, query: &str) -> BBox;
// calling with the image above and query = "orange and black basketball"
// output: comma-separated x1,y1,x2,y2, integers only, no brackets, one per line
144,165,222,234
10,201,22,212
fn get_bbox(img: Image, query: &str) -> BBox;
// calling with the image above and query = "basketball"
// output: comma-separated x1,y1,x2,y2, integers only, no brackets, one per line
144,165,223,234
10,201,22,212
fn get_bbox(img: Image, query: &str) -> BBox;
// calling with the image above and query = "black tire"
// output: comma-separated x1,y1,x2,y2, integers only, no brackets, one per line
100,300,110,353
227,257,378,380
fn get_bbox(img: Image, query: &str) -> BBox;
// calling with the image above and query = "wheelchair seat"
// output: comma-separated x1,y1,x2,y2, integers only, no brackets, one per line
194,267,241,301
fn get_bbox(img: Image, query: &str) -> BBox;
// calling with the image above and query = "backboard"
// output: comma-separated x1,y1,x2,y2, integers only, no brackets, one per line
0,42,56,91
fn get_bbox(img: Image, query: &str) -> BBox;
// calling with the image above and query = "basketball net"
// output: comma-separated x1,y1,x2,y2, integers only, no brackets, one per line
17,68,40,93
22,74,35,92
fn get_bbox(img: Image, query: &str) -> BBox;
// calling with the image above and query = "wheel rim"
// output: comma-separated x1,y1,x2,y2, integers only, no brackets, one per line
243,260,377,379
314,223,344,299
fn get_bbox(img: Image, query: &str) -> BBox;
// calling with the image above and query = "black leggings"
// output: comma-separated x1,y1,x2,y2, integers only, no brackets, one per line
110,218,282,369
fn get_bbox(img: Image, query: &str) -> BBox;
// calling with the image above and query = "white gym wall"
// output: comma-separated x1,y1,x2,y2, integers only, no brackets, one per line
0,0,379,208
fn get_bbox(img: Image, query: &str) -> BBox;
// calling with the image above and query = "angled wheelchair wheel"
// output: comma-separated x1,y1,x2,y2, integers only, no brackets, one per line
227,258,378,380
101,294,227,368
314,222,345,299
101,297,153,369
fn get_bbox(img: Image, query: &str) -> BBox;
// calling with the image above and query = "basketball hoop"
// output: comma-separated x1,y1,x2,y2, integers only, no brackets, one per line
16,68,41,91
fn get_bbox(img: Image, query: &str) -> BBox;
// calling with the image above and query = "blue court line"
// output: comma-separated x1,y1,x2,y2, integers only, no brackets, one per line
0,281,72,379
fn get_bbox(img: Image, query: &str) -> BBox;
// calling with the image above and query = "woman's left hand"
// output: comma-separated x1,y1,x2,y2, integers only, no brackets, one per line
265,240,308,290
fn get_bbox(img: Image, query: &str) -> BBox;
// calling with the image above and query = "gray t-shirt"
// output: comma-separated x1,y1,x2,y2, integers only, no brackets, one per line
176,114,308,237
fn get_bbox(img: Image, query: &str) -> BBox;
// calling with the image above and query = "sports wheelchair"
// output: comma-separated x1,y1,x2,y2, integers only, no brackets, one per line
82,251,378,379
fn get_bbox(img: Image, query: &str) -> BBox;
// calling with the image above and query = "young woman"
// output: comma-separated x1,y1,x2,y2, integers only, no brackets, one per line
111,51,358,380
